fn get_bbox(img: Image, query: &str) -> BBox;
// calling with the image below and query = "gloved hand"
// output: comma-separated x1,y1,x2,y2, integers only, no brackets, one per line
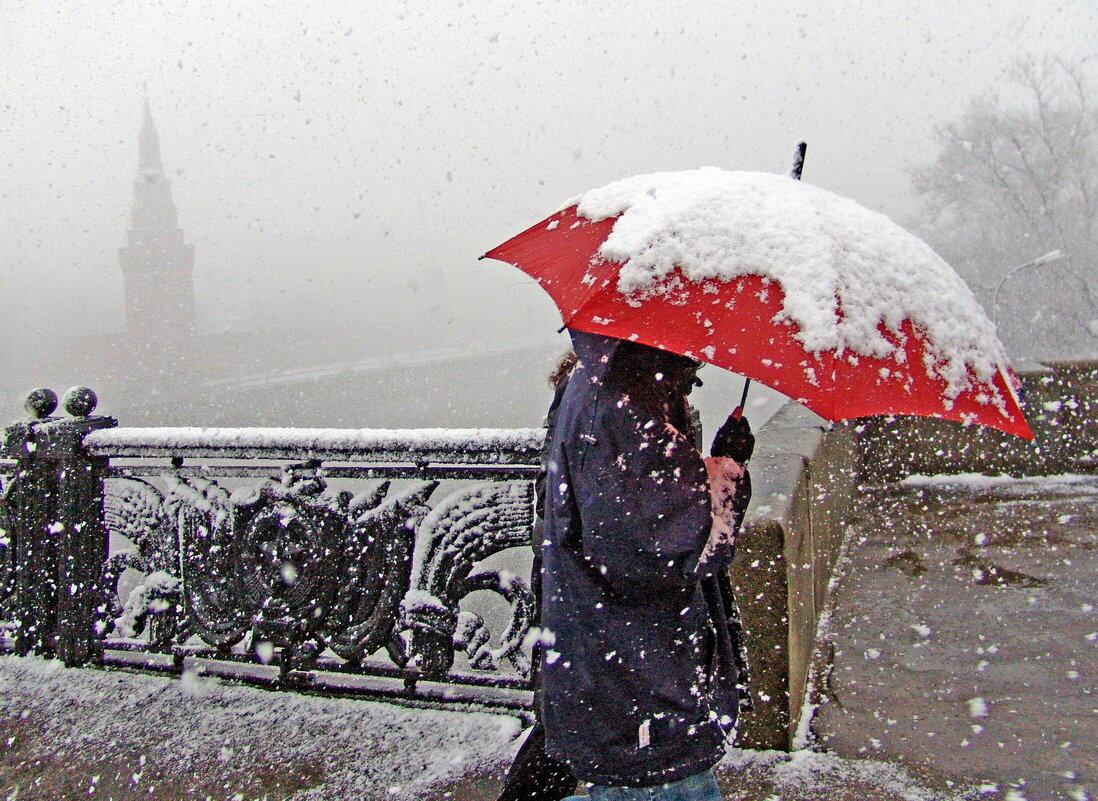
711,410,754,462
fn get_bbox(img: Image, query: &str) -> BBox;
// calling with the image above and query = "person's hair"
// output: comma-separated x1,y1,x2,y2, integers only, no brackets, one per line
549,349,578,387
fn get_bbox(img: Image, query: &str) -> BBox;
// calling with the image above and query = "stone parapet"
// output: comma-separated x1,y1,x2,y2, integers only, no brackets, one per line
730,403,857,750
732,360,1095,750
857,360,1097,481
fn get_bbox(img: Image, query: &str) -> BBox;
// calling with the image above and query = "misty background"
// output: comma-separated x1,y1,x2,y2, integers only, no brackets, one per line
1,1,1095,433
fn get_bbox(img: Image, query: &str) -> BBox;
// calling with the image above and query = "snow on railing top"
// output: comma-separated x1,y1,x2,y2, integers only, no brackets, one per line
84,426,546,464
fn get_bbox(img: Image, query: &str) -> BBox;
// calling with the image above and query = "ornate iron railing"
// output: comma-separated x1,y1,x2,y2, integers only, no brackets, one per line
0,387,545,717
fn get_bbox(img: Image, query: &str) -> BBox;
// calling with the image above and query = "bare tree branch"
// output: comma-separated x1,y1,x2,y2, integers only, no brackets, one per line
909,56,1097,358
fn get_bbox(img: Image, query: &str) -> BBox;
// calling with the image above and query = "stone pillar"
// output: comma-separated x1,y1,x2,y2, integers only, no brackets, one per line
1,388,116,665
3,389,60,657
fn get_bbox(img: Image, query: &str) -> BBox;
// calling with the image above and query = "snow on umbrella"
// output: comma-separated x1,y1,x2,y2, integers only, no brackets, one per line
483,167,1033,439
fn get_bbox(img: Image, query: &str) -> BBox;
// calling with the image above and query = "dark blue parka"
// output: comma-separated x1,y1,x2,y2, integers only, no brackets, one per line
539,331,746,787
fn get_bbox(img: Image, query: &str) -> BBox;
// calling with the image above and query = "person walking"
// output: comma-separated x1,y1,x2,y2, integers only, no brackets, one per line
539,331,753,801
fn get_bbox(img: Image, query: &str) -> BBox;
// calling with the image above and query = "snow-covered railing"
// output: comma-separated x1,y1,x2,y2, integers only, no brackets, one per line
85,426,545,464
0,387,545,718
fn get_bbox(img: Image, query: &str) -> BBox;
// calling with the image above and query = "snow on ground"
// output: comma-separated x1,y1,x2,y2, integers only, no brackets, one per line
0,656,522,800
572,168,1010,400
0,650,987,801
717,747,974,801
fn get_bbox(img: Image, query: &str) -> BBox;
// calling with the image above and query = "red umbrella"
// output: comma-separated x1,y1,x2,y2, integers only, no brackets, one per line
482,163,1033,440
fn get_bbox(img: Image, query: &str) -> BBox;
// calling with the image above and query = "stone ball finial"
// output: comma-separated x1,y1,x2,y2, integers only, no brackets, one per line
24,388,58,419
62,386,98,418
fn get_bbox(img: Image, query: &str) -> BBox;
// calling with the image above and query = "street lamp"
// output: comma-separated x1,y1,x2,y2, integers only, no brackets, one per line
991,250,1068,328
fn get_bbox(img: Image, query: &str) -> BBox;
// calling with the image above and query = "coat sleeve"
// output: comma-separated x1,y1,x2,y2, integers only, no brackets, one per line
573,404,713,596
699,457,752,575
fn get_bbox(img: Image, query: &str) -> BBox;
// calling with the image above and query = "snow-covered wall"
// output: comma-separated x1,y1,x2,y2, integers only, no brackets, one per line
730,403,859,750
858,361,1097,480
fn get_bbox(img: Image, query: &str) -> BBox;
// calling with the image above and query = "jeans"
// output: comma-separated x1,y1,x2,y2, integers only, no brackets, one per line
562,768,722,800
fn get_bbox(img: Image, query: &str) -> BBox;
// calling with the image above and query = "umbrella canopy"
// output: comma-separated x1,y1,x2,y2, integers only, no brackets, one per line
484,168,1033,439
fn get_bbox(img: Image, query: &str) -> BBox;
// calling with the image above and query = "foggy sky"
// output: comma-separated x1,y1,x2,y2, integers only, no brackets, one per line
2,0,1095,349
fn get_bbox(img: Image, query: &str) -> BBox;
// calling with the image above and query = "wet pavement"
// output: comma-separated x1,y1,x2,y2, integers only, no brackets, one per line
813,473,1097,801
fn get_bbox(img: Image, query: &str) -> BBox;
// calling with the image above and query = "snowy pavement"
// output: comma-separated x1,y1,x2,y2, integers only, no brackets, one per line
0,656,523,801
0,650,975,801
811,473,1097,801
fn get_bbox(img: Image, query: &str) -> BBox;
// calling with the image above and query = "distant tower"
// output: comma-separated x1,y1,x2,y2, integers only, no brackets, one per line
118,99,196,336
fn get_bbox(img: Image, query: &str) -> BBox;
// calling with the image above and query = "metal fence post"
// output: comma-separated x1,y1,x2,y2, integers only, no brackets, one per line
1,387,115,665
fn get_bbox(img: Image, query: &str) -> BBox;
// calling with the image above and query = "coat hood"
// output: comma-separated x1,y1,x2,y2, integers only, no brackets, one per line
568,329,698,425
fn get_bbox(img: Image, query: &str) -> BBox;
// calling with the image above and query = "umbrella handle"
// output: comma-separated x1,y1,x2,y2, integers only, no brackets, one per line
732,379,751,419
